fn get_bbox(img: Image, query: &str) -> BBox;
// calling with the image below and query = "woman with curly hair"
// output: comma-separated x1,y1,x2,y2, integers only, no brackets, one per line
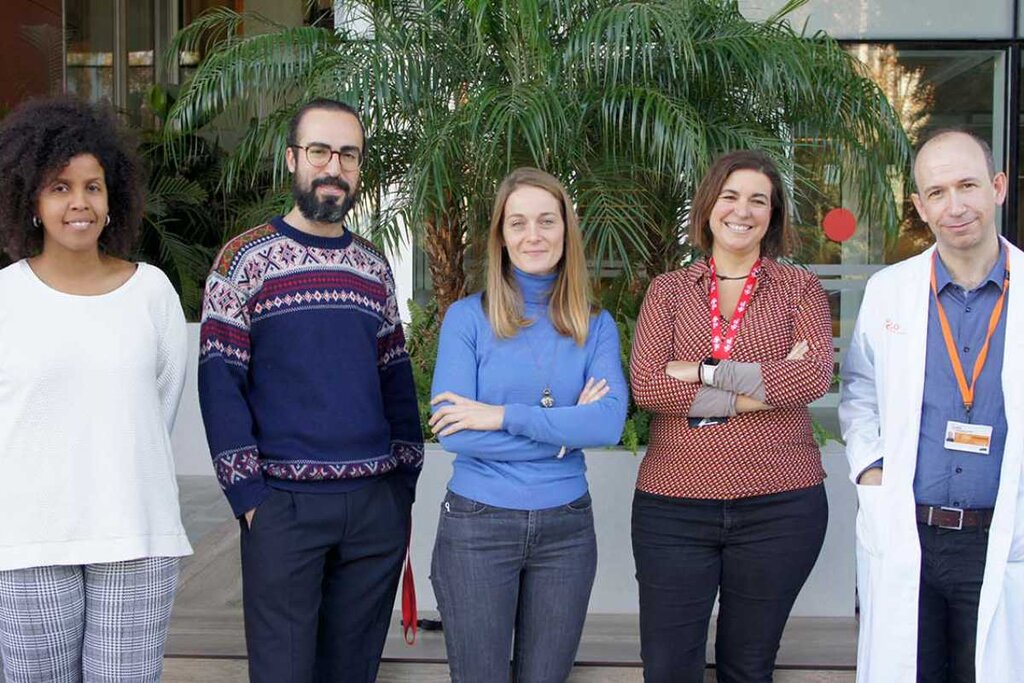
0,97,191,682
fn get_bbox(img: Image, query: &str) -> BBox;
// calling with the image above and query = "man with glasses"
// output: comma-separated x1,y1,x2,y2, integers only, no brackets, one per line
840,128,1024,681
198,98,423,682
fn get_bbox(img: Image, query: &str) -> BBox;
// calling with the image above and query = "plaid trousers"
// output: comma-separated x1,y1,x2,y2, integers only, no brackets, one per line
0,557,179,683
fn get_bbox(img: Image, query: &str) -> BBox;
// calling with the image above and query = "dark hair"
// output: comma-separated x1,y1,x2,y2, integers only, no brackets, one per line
0,96,145,260
286,98,366,152
913,127,996,187
688,149,795,259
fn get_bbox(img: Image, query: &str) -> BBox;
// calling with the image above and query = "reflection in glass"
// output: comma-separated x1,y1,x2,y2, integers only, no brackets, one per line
65,0,115,105
795,46,1005,408
65,0,155,124
1019,57,1024,246
795,46,1002,269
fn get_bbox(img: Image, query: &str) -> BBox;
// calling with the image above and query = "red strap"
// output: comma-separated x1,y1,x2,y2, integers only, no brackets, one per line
401,525,417,645
708,257,761,360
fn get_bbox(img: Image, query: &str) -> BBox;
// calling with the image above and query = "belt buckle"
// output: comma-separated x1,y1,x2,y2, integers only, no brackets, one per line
933,506,964,530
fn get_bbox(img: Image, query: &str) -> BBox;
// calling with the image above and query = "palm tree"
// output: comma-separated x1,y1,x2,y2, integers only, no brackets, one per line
166,0,910,316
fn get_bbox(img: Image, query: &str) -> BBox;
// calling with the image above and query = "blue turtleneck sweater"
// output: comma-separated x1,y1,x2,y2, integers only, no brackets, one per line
430,269,628,509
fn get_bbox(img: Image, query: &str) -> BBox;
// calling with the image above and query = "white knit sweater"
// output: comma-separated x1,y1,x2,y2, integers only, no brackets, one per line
0,260,193,570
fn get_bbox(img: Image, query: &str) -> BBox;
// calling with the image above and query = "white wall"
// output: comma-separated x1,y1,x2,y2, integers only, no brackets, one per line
173,325,856,616
389,235,415,327
171,325,215,477
740,0,1015,39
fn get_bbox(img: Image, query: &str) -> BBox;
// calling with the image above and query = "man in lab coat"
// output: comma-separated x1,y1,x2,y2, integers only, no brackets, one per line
840,128,1024,682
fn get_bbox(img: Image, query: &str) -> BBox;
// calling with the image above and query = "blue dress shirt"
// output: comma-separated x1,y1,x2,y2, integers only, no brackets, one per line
913,247,1008,509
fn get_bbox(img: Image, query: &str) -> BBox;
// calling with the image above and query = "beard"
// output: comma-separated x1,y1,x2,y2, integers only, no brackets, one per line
292,175,359,224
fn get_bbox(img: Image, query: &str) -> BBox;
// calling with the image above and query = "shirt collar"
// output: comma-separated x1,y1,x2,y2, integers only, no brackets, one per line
933,243,1007,293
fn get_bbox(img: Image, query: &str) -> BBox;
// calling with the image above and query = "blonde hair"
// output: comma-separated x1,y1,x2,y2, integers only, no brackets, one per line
484,167,593,345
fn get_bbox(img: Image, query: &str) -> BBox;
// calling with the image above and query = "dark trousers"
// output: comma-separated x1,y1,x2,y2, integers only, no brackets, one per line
632,484,827,683
916,523,989,683
240,476,411,683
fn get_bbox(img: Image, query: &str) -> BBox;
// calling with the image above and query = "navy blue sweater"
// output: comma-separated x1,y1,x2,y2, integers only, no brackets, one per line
198,217,423,517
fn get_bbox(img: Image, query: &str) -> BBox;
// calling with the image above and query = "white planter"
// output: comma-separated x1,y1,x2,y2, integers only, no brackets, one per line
409,443,855,617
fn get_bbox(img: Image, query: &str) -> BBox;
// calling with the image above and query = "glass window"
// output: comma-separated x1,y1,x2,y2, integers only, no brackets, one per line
796,46,1007,425
798,48,1004,263
65,0,155,124
1018,53,1024,245
740,0,1015,40
128,2,156,125
65,0,116,106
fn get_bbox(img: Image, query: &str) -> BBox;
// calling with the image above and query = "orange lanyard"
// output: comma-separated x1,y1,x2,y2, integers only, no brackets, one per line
929,245,1009,414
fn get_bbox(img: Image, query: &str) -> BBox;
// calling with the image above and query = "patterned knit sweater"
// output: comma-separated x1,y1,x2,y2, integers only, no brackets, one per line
198,217,423,517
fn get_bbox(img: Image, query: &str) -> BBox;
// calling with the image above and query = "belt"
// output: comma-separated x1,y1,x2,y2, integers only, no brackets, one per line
916,504,993,531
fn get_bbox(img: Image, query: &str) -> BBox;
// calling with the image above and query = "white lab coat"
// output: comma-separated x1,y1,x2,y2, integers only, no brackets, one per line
839,239,1024,682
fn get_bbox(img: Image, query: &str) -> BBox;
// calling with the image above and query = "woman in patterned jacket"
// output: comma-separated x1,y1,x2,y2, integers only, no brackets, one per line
629,150,834,682
0,97,191,682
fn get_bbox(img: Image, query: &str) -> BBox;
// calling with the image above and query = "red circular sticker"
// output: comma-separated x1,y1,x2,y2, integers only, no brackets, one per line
823,208,856,242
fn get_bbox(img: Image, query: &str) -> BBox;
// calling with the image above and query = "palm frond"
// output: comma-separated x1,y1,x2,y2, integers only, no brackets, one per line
167,0,912,310
167,24,336,133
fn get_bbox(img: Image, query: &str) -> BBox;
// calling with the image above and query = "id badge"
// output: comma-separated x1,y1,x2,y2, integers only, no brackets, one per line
944,420,993,455
687,416,728,429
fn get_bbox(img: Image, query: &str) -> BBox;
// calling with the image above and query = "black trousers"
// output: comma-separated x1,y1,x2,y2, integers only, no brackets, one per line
239,476,411,683
631,484,828,683
916,523,989,683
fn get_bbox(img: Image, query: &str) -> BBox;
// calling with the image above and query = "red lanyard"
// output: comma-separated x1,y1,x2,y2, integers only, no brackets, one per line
930,246,1009,413
709,257,761,360
401,526,417,644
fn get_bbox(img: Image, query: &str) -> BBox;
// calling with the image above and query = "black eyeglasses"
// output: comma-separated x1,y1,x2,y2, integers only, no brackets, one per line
292,144,363,171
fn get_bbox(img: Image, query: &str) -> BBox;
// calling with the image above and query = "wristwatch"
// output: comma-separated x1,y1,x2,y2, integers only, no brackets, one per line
700,357,721,386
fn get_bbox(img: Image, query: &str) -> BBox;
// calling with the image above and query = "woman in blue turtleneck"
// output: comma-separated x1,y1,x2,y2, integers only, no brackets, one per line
428,168,628,682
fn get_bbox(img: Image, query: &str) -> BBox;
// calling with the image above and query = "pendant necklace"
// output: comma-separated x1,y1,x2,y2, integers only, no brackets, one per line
540,388,555,409
522,326,559,408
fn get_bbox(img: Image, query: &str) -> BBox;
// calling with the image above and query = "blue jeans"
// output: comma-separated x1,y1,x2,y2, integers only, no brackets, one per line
632,484,827,683
430,490,597,683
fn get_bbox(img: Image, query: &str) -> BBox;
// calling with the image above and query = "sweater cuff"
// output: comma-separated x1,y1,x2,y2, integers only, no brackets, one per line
502,403,531,436
712,361,766,401
688,386,738,418
225,477,272,519
392,441,423,502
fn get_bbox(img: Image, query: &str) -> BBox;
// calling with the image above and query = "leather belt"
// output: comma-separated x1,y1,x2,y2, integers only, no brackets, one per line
916,504,993,531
